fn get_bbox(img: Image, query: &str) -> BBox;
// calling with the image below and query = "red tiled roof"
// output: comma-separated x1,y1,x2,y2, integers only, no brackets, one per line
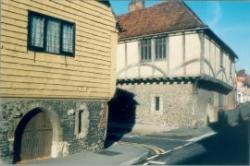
118,0,206,40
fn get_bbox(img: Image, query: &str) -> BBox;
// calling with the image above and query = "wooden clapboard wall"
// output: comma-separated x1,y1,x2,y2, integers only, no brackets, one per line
0,0,117,99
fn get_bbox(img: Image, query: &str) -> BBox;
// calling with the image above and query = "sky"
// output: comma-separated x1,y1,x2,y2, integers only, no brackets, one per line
110,0,250,73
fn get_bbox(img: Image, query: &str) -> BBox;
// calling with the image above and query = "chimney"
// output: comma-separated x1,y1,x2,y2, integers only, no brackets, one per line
129,0,145,12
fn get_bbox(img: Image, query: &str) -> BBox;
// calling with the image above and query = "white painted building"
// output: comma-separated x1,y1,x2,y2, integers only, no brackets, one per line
110,0,238,133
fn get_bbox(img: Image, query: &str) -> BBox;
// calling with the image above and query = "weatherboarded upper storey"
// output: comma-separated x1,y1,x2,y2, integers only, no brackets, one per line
0,0,117,99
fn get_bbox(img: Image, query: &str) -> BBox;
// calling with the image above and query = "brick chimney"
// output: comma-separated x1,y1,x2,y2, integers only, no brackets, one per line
129,0,145,12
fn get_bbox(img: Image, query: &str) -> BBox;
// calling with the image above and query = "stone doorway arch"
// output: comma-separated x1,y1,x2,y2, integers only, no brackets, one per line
13,107,62,163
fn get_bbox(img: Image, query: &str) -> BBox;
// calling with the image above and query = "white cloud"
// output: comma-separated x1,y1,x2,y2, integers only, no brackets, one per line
208,2,222,28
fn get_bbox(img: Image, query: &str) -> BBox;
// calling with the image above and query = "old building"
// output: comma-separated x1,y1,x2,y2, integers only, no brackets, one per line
236,70,250,103
0,0,117,164
112,0,238,134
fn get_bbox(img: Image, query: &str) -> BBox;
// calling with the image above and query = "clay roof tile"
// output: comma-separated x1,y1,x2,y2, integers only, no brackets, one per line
118,0,206,40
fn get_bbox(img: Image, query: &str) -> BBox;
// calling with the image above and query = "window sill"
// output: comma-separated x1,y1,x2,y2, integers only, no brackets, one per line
140,60,153,64
28,50,76,63
28,49,75,58
154,58,167,62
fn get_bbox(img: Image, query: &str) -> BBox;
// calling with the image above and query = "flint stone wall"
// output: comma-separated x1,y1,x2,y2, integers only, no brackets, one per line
0,98,108,163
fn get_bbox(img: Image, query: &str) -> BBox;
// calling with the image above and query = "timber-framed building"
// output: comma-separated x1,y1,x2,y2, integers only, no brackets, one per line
113,0,238,133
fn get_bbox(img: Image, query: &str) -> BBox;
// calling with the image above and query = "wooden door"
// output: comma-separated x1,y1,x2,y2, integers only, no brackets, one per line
17,110,52,163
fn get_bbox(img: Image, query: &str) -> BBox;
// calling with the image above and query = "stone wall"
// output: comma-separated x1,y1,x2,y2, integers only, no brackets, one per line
114,82,208,134
195,88,219,124
195,81,236,124
0,98,108,164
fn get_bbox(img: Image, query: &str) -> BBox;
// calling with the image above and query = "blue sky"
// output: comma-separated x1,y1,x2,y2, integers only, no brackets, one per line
110,0,250,73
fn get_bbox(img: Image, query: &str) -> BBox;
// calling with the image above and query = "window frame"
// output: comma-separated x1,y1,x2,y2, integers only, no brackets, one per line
155,96,160,111
74,108,89,139
140,39,152,62
151,95,163,114
140,37,168,62
28,11,76,57
155,37,167,60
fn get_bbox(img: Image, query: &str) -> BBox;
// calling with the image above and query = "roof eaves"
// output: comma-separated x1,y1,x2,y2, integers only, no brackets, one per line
119,26,207,42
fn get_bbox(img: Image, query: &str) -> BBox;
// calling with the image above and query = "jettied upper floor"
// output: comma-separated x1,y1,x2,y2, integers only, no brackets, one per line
116,0,238,93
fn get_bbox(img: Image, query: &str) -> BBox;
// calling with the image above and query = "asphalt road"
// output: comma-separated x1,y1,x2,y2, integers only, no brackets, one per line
179,120,249,165
144,119,250,165
122,135,187,151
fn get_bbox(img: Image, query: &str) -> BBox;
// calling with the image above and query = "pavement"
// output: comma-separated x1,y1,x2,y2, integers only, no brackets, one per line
123,127,215,147
28,143,150,165
115,126,217,162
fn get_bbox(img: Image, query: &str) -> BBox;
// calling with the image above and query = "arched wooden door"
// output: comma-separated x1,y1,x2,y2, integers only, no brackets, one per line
14,109,53,163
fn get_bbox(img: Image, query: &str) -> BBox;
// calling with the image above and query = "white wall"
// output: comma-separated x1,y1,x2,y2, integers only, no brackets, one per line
117,32,236,87
203,35,235,86
169,35,183,76
185,34,201,76
117,32,202,79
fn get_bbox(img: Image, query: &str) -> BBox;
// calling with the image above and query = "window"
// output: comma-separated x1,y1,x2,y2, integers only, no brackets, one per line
140,39,151,61
28,11,75,56
151,95,163,113
74,109,89,139
78,111,84,134
140,37,168,62
155,96,160,111
155,37,166,60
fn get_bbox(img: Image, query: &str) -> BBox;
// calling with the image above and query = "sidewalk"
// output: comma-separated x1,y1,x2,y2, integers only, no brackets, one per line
116,126,217,154
28,143,150,165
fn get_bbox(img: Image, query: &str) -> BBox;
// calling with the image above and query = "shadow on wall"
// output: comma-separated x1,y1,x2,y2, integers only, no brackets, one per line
105,88,138,148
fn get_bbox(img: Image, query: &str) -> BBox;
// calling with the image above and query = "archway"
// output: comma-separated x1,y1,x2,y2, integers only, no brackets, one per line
13,108,53,163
